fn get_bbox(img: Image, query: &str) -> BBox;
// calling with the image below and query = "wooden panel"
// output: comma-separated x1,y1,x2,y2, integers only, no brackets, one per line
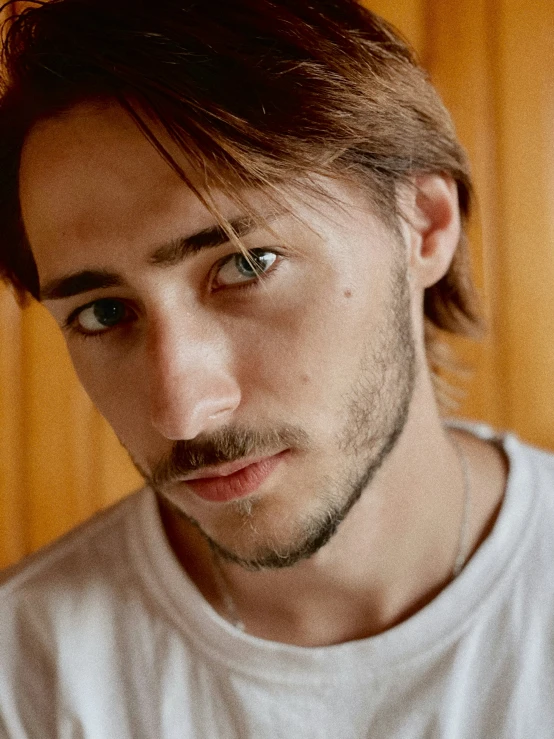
492,0,554,447
0,290,142,568
0,288,27,567
0,6,27,569
423,0,505,428
18,303,141,555
363,0,426,57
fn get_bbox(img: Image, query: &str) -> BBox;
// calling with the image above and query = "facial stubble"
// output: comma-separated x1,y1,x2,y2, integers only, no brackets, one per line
133,251,417,571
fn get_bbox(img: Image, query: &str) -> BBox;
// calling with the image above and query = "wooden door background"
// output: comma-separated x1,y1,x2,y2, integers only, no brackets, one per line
1,0,553,568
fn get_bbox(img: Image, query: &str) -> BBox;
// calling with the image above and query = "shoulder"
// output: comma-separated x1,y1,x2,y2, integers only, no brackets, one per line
0,488,158,734
449,423,554,598
0,487,152,685
451,420,554,497
493,433,554,597
0,487,149,604
504,432,554,501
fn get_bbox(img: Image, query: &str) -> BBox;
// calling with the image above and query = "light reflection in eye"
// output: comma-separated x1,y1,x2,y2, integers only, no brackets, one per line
215,250,278,287
76,299,129,333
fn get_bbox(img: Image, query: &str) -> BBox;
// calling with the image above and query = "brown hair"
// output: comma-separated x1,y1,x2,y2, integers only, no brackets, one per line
0,0,483,362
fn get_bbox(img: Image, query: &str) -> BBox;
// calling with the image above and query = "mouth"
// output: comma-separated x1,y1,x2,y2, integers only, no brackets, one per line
182,451,289,503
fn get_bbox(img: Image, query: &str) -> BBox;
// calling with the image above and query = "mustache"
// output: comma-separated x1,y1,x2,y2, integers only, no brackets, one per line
150,425,310,488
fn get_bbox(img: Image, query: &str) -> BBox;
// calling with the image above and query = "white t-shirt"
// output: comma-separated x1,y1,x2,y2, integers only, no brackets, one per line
1,425,554,738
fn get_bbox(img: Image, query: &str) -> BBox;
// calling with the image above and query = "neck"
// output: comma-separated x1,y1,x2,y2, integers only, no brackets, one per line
159,383,508,647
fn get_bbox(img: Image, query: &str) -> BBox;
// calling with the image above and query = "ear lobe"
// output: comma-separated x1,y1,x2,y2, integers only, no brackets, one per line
403,174,461,290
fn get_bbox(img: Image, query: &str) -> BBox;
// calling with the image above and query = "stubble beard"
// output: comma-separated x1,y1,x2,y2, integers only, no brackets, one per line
199,262,416,570
136,253,417,571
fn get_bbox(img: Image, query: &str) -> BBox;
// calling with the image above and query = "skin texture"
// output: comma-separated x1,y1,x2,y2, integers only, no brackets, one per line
20,103,508,646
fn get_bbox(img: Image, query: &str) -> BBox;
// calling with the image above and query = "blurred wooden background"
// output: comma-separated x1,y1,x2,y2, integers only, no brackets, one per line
1,0,553,569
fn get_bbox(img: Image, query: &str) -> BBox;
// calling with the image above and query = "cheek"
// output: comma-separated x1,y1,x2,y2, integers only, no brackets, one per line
68,343,148,433
235,282,381,412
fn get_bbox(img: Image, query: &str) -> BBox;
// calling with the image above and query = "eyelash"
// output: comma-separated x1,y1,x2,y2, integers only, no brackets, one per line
63,299,134,341
63,248,282,340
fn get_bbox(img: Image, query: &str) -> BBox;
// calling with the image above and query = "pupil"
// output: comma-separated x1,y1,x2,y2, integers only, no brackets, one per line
238,252,268,275
238,255,257,275
93,300,125,327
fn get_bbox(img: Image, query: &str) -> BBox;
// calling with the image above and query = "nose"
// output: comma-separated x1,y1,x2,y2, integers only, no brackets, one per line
147,315,241,440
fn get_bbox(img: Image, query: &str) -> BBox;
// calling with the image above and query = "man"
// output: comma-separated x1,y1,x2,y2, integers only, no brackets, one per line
0,0,552,736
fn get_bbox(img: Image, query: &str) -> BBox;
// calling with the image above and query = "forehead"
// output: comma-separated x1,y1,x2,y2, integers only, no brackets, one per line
19,102,394,288
20,102,200,195
19,104,225,271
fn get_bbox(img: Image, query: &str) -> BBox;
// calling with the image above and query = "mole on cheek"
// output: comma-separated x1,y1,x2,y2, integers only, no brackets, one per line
343,289,353,298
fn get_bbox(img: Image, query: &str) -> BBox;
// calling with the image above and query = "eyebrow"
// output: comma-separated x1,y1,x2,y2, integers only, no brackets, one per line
39,215,261,301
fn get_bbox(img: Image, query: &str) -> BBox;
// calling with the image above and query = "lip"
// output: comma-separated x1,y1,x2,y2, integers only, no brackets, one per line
184,451,288,503
182,455,273,481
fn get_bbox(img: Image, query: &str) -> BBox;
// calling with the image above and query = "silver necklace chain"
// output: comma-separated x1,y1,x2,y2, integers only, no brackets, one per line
212,434,472,631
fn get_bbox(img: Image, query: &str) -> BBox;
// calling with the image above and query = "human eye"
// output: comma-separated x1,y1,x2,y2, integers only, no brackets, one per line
64,298,134,337
212,249,279,290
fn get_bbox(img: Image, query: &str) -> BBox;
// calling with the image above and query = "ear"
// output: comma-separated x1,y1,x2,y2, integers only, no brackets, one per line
399,174,461,290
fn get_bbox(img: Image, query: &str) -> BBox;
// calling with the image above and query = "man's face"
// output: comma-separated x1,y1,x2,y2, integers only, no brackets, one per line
20,104,418,569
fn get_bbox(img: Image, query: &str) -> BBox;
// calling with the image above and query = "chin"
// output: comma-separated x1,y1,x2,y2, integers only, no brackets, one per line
190,487,355,571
